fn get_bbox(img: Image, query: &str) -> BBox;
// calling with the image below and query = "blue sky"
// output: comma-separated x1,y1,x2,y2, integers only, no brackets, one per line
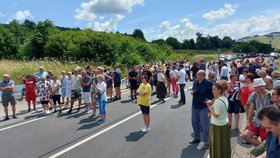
0,0,280,41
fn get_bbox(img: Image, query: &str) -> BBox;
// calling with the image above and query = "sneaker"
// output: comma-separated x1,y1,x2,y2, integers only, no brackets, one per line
13,115,17,119
87,109,92,114
201,144,209,150
142,127,150,133
27,108,31,112
90,113,96,117
3,116,10,121
77,108,80,112
58,110,62,114
67,109,72,113
98,119,106,123
140,127,146,132
46,110,51,114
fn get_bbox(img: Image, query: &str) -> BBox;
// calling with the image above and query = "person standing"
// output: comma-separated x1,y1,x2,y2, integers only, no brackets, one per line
93,74,107,123
19,74,37,112
137,75,152,133
190,62,199,81
33,66,48,80
220,63,229,80
170,65,179,97
207,80,231,158
65,72,72,108
242,78,272,146
60,71,68,105
67,69,82,113
36,77,52,115
156,67,167,103
190,70,214,150
0,74,17,120
176,64,186,105
81,71,92,113
112,66,122,101
128,66,139,101
165,66,171,95
51,76,62,113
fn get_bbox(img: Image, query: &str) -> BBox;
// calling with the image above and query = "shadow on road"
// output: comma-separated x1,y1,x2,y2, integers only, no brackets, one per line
120,99,133,104
125,131,147,142
170,104,184,109
181,144,206,158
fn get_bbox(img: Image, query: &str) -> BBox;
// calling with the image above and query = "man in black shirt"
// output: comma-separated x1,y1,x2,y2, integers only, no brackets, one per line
128,66,139,100
190,62,199,81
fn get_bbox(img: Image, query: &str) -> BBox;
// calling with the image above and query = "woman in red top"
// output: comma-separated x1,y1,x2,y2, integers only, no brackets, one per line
240,73,255,121
19,74,37,112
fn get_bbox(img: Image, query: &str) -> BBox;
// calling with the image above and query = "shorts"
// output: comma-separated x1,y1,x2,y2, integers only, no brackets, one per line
106,81,113,88
2,94,16,106
130,82,138,90
248,123,267,141
139,104,150,115
98,100,106,115
221,76,228,81
61,88,66,97
83,92,91,103
228,100,241,114
71,90,82,101
250,141,266,157
25,93,36,102
53,95,61,105
41,100,49,105
114,82,121,88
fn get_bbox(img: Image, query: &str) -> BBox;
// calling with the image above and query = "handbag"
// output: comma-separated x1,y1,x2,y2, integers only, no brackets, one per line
94,90,105,101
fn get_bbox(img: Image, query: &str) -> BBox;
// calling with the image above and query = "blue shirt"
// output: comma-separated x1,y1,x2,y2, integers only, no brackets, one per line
220,66,229,77
0,80,15,95
266,132,280,158
113,70,121,83
192,79,214,109
34,71,48,78
61,75,68,88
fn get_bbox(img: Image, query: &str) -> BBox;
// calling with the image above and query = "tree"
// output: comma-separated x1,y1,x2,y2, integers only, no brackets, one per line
152,39,165,45
131,29,146,41
165,37,181,49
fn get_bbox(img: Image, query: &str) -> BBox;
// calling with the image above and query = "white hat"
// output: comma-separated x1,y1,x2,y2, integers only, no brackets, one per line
253,78,266,88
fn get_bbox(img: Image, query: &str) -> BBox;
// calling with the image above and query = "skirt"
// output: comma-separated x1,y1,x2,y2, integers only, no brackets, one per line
209,123,231,158
157,81,167,99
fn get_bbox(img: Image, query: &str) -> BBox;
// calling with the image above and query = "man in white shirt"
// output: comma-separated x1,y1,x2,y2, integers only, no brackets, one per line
176,64,186,105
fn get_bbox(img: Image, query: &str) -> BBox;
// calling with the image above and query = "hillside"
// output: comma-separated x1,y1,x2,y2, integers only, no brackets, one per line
238,33,280,50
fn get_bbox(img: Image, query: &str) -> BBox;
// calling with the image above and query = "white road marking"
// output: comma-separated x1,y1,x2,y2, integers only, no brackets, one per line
49,96,175,158
0,116,46,132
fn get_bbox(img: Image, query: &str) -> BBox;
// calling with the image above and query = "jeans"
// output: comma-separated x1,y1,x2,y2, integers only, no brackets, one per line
191,107,210,145
179,84,185,103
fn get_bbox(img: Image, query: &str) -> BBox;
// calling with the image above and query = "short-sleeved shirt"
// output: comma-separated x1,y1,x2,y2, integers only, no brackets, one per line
220,66,229,77
0,80,15,95
113,70,121,83
157,72,165,82
23,79,36,94
128,71,138,83
137,83,151,106
249,91,272,127
266,132,280,158
97,81,107,101
37,81,51,101
82,75,91,92
142,70,152,81
51,80,61,95
34,72,48,78
170,69,178,78
61,75,68,89
190,66,199,77
178,69,186,84
199,63,206,71
192,79,214,109
71,75,82,91
210,96,229,126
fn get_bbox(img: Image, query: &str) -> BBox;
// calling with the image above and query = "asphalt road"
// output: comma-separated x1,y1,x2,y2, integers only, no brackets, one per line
0,81,217,158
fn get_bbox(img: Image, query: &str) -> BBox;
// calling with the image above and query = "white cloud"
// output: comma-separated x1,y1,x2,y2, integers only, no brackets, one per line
87,14,124,31
14,10,33,21
75,0,143,32
202,3,238,22
153,11,280,41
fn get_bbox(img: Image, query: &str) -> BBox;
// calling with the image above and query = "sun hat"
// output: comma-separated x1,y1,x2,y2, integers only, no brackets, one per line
253,78,266,88
271,71,280,78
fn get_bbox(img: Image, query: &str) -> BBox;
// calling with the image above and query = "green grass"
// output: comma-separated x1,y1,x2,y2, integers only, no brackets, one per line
241,34,280,50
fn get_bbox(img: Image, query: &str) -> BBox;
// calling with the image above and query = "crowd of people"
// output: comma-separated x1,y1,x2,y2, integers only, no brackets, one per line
1,55,280,157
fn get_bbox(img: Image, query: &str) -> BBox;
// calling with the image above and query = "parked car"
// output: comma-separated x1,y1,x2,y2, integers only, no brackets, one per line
226,54,237,61
219,54,226,61
270,52,279,59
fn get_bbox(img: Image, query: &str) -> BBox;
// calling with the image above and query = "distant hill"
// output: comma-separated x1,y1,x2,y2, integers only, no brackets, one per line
237,32,280,50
